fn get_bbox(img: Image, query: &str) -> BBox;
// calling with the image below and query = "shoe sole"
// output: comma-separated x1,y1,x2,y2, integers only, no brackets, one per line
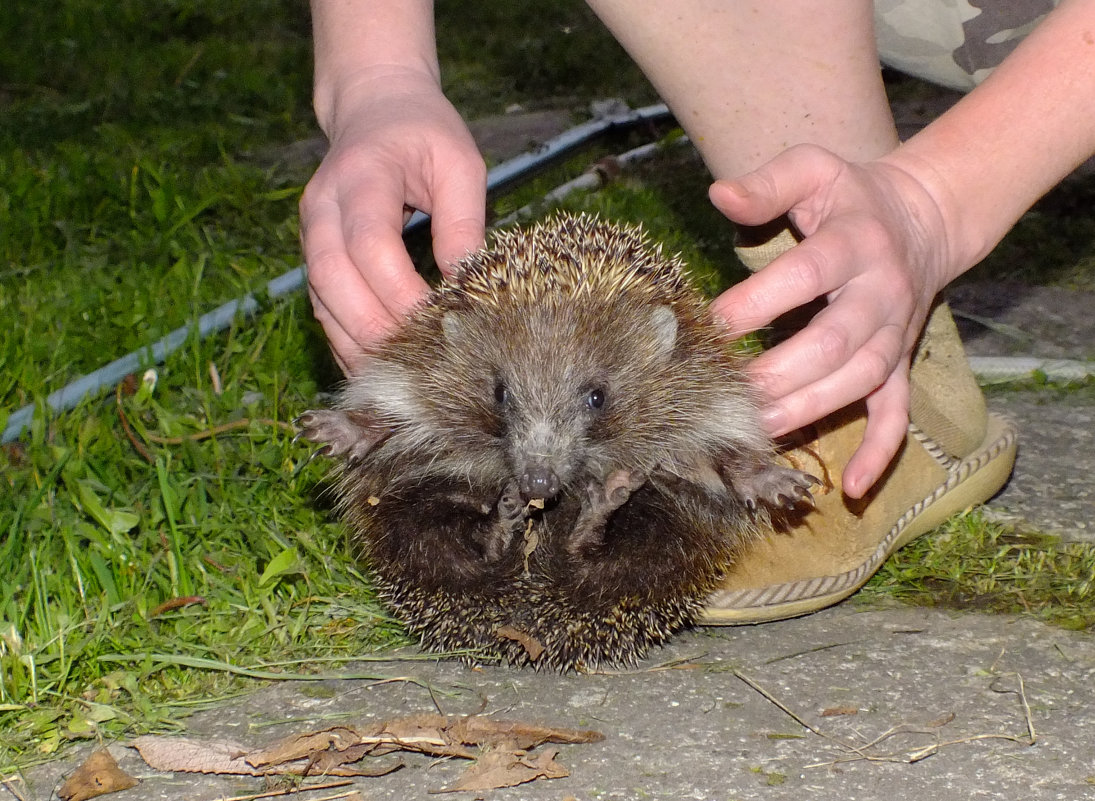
699,412,1019,625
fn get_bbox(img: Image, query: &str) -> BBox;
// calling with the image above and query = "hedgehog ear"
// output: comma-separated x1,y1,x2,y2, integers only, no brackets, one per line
441,311,466,346
649,305,678,358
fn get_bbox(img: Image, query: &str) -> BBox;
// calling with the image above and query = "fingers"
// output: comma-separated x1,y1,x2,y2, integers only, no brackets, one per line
307,285,352,375
300,194,399,361
712,226,847,334
338,167,432,312
710,151,858,334
301,171,427,372
842,366,912,498
299,71,491,372
706,145,948,497
712,204,900,337
756,307,904,429
756,323,911,499
749,249,913,393
429,157,488,274
735,259,916,499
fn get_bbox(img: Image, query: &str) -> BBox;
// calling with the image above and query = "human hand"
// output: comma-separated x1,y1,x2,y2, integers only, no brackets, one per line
709,144,957,498
300,68,487,373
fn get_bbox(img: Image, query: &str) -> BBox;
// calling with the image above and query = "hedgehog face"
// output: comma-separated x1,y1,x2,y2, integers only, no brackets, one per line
492,363,611,503
433,304,598,500
433,297,683,501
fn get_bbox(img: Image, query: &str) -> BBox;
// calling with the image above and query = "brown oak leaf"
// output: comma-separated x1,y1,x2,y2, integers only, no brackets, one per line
58,749,138,801
441,747,568,792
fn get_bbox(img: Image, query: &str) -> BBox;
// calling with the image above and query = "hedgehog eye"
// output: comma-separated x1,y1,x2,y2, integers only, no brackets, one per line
494,381,509,405
587,388,606,411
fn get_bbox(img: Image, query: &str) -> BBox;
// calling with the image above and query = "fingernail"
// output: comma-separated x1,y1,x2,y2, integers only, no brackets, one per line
842,469,874,500
721,180,750,198
758,405,785,435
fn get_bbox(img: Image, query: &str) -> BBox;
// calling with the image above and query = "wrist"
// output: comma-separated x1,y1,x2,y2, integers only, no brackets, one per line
314,63,441,139
876,144,990,287
310,0,440,135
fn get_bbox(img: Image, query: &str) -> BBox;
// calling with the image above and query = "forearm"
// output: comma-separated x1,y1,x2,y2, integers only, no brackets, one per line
884,0,1095,281
310,0,439,135
585,0,897,175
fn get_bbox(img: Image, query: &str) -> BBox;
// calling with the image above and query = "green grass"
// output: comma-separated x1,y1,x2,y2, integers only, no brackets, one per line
0,295,409,762
2,0,1095,775
863,510,1095,630
0,0,658,769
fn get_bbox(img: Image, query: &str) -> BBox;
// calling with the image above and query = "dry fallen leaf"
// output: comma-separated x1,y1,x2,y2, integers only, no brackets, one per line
495,624,545,661
132,736,265,775
365,715,477,758
308,743,384,775
130,714,601,787
446,716,603,750
58,749,138,801
130,735,399,777
354,714,600,755
820,706,859,717
441,747,568,793
245,726,363,767
521,518,540,574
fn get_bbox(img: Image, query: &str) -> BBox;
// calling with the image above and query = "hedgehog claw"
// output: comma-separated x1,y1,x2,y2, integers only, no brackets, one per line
568,470,644,554
295,409,393,463
497,481,527,531
306,445,333,465
735,462,818,515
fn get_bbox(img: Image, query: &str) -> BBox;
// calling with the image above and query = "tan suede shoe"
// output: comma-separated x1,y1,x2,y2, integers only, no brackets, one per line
700,405,1017,624
699,228,1019,625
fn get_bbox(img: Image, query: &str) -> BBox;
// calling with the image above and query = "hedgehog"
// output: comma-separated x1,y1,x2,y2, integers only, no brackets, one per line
297,213,815,671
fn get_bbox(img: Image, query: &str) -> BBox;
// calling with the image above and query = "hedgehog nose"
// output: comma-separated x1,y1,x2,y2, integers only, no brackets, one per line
519,465,561,502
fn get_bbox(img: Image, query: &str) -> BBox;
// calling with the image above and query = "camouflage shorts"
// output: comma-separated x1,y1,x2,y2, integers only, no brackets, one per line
874,0,1060,90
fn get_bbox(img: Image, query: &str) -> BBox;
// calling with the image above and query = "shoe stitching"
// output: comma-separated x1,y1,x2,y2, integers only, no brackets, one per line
909,422,959,471
706,418,1018,613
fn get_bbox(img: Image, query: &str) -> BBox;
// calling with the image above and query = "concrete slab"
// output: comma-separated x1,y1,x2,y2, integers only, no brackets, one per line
985,395,1095,543
20,604,1095,801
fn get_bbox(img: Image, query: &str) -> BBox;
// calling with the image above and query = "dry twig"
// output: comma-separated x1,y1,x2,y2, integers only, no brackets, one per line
217,779,354,801
734,667,1036,769
115,376,295,463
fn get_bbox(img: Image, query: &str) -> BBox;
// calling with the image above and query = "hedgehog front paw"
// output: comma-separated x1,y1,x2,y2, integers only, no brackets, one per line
601,469,646,509
568,469,645,554
294,409,392,463
470,482,526,563
497,480,528,532
737,463,818,513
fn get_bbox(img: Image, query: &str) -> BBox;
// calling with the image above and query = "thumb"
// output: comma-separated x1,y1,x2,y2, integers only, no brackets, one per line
708,143,842,227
